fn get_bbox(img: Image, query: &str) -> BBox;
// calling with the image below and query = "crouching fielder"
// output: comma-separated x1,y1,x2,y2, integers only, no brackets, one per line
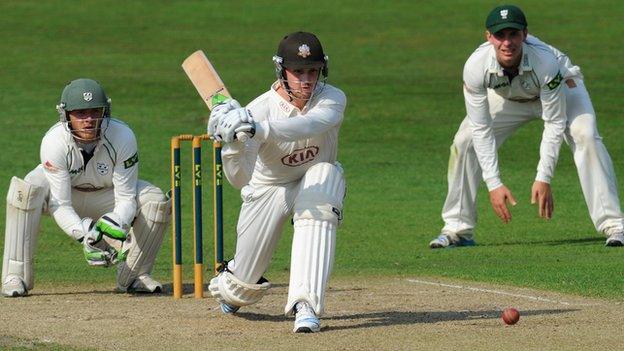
207,32,347,333
2,79,170,297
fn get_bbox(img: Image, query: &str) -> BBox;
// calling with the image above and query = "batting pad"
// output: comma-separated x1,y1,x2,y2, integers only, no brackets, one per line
285,219,336,316
208,270,271,307
293,162,346,224
117,198,171,289
2,177,45,290
285,163,345,316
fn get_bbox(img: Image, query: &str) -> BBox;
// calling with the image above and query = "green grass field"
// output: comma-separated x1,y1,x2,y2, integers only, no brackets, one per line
1,0,623,309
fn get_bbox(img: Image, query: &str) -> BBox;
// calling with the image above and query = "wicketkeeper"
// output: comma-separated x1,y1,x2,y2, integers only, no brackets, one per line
206,32,347,333
430,5,624,248
2,78,171,297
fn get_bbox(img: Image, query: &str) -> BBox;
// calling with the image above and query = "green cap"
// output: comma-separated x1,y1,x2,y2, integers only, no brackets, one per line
485,5,527,34
60,78,109,112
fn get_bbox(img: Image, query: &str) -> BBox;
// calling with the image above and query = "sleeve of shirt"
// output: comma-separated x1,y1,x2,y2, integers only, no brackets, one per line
253,89,346,143
111,127,139,226
535,58,566,184
463,57,503,191
40,136,83,240
221,139,260,189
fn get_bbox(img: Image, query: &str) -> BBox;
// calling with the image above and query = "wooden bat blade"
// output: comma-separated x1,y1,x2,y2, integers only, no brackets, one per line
181,50,231,110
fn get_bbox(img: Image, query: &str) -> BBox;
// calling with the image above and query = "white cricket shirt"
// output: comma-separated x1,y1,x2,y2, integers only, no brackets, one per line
463,38,567,190
221,82,347,189
40,118,139,239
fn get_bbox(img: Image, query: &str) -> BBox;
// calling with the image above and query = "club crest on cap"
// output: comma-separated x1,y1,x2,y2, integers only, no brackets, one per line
297,44,311,58
83,92,93,101
500,9,508,19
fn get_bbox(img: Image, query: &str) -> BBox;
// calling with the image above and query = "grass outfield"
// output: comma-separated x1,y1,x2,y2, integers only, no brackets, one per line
1,0,623,303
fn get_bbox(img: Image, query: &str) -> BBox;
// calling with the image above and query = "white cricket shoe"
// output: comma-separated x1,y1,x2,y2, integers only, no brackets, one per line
219,302,240,314
293,302,320,333
606,232,624,247
2,275,27,297
429,234,475,249
118,275,162,293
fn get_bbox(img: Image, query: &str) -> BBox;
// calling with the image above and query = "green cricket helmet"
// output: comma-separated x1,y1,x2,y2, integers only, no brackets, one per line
56,78,112,141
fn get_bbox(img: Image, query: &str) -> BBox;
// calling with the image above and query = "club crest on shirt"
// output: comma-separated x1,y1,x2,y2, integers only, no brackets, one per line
281,146,319,167
521,79,531,90
96,162,109,175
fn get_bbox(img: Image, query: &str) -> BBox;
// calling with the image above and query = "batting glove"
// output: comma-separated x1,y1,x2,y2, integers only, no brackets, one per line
218,108,255,143
208,99,241,140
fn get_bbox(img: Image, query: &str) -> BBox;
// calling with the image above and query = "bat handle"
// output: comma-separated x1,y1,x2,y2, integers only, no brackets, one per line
234,126,255,143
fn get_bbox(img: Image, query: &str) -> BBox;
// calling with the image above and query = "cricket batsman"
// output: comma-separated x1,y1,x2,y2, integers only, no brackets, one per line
2,78,171,297
429,5,624,248
206,32,347,333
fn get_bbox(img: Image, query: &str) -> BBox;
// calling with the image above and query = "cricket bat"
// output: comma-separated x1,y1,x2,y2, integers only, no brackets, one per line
181,50,250,141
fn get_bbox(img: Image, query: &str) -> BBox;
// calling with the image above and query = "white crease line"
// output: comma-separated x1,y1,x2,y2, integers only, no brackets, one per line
406,279,603,307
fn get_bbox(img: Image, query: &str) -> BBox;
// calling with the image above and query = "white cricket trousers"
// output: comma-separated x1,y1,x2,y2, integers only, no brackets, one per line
226,162,344,281
25,166,164,222
227,180,299,283
441,78,624,238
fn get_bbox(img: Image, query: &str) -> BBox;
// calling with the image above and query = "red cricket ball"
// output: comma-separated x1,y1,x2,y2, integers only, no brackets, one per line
502,308,520,325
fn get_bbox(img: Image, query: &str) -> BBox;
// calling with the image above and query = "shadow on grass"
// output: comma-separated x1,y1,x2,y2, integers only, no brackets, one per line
479,237,603,247
232,308,577,331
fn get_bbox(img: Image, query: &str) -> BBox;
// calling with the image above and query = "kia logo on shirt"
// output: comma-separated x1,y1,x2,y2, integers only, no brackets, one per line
281,146,319,167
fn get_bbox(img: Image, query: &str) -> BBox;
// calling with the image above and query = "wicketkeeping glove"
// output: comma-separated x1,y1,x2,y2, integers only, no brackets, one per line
80,218,116,267
95,213,129,241
83,237,120,267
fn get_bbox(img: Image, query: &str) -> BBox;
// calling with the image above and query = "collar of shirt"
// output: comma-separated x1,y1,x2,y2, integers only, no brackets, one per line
487,42,534,77
270,81,321,116
270,81,298,116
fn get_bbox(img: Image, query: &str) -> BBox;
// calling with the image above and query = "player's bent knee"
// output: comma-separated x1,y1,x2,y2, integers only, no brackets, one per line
7,177,46,211
294,163,346,224
135,181,171,225
118,196,171,288
568,115,599,146
209,270,271,307
23,166,49,189
136,181,168,206
138,198,171,224
452,128,473,153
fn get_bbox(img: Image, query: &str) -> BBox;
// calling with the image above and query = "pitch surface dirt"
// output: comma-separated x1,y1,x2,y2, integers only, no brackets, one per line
0,276,621,351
